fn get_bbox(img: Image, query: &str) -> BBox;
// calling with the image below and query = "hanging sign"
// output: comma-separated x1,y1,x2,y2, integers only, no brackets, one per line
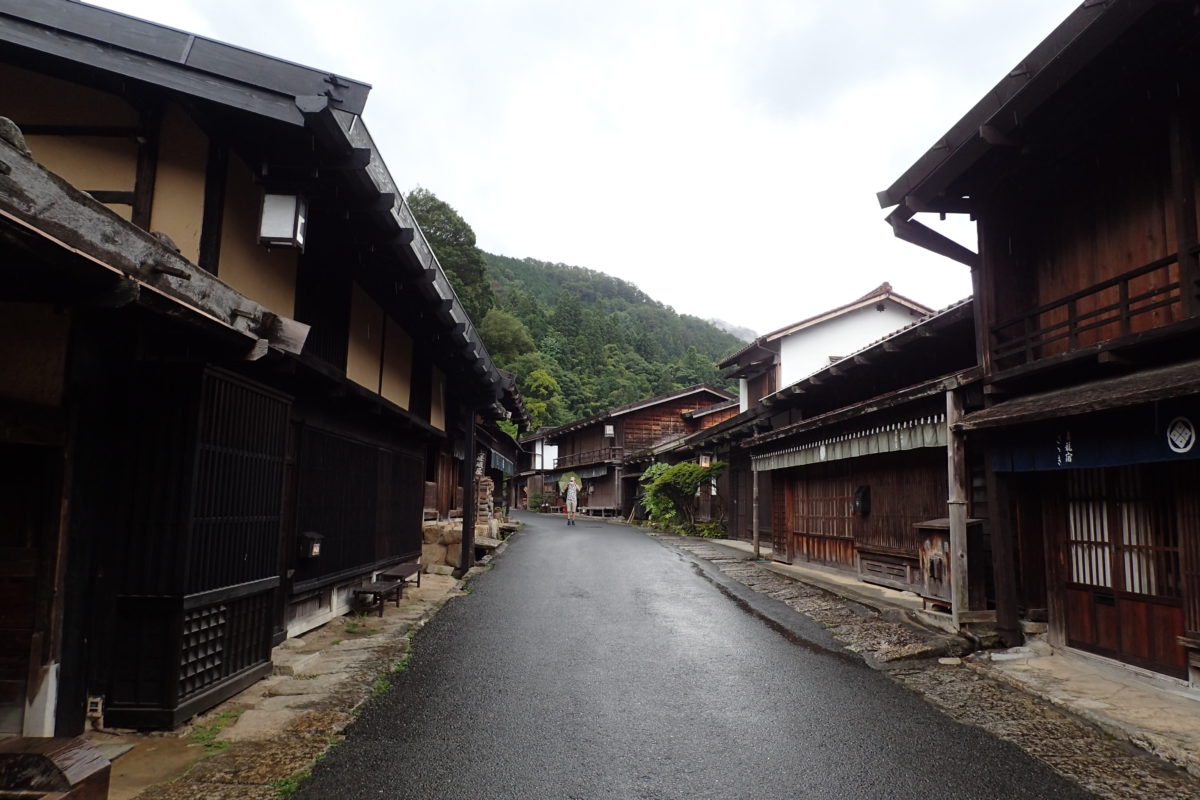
991,401,1200,472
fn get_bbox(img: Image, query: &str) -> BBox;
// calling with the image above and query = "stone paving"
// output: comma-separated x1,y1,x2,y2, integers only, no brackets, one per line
649,532,1200,800
90,572,465,800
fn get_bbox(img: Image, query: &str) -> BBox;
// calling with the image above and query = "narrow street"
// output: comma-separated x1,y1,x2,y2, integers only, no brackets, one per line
297,514,1100,800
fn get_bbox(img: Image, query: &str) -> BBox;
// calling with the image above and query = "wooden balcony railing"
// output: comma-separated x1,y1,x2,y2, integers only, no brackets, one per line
555,447,624,469
990,253,1185,373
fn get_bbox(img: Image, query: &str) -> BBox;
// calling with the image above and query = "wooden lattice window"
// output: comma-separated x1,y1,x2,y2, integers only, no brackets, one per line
1066,467,1181,600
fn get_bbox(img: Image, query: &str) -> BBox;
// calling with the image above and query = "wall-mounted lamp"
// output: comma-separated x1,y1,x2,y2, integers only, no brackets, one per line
299,530,324,559
698,454,712,468
259,192,308,250
852,485,871,516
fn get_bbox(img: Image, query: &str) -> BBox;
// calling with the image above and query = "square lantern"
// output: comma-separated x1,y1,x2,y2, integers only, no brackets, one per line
299,530,323,559
259,192,308,250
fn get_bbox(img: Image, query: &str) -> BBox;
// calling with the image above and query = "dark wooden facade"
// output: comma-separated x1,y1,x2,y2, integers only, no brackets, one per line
0,1,514,734
776,450,947,579
881,0,1200,680
748,301,979,601
548,386,734,517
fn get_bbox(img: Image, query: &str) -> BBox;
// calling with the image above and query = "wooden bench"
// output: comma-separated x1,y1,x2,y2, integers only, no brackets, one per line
352,581,402,617
379,562,421,594
352,563,422,617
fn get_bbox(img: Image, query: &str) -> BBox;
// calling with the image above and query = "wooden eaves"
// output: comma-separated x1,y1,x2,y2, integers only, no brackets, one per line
750,368,980,448
547,384,735,440
0,134,307,357
877,0,1158,264
0,0,370,124
0,0,503,405
955,356,1200,432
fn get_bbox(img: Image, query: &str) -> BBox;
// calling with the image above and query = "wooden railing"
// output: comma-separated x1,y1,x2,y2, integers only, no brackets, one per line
990,253,1184,372
555,447,624,468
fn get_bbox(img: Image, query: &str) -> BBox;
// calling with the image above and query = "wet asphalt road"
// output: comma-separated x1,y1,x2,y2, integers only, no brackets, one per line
297,513,1098,800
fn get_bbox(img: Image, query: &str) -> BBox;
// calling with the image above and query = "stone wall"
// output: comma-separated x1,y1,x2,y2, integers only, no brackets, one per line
420,474,496,571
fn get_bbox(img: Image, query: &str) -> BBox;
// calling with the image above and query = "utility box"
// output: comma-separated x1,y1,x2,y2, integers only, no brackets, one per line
914,518,982,609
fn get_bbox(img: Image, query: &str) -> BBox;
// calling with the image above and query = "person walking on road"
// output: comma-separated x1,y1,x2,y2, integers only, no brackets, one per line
564,476,579,525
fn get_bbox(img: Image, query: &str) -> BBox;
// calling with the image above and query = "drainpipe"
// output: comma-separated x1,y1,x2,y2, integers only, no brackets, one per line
457,405,477,578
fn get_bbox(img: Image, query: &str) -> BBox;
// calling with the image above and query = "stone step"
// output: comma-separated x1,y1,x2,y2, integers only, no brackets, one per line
271,648,321,677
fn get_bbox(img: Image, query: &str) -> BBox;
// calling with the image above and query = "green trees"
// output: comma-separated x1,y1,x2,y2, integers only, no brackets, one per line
406,187,494,322
479,309,535,366
640,461,727,534
522,368,565,429
406,187,745,425
486,252,743,420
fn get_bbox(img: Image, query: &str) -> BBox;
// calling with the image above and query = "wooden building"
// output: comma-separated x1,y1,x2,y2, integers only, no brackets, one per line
719,283,931,410
0,1,511,734
515,427,558,511
880,0,1200,681
711,285,933,545
747,302,981,615
547,386,734,518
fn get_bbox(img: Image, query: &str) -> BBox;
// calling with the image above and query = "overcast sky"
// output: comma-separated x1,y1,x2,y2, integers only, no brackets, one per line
90,0,1080,335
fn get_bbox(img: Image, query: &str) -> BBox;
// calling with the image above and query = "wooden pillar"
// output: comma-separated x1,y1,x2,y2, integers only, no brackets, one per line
946,390,971,628
457,408,476,577
131,105,161,231
614,466,622,516
985,457,1023,647
1170,100,1200,317
751,465,761,560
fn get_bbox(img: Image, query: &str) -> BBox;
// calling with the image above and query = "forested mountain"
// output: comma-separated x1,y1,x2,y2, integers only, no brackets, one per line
483,253,743,426
407,189,744,428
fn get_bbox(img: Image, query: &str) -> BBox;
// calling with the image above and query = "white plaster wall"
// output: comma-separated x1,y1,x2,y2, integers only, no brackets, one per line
537,442,558,470
22,663,58,736
779,304,921,387
739,378,749,413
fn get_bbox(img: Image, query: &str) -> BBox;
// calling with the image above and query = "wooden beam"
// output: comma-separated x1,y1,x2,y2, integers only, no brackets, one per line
198,140,228,274
853,354,874,366
0,136,307,354
1170,100,1200,316
359,192,396,213
904,194,975,216
409,268,437,286
84,190,135,205
132,106,160,230
16,124,140,137
888,211,980,269
1097,351,1133,366
979,124,1019,147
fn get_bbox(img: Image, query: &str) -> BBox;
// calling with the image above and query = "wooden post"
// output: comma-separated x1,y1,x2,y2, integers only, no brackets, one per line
614,466,622,517
946,390,970,629
751,465,761,560
458,407,477,577
1170,99,1199,317
985,457,1023,647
